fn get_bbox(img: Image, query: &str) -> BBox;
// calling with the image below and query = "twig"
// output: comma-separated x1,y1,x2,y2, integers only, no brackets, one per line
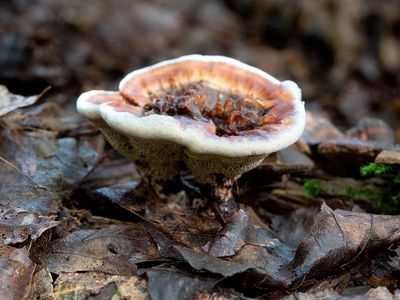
0,155,48,191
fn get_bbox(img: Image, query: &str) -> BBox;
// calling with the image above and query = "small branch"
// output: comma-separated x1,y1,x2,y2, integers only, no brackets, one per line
0,155,48,191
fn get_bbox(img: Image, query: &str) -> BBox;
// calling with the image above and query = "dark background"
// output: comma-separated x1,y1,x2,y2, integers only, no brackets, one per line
1,0,399,133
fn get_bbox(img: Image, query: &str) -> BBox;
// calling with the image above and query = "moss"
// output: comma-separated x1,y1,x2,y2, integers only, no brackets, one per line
304,179,323,197
394,174,400,184
345,186,358,199
360,163,392,177
302,163,400,213
373,192,400,214
360,162,400,214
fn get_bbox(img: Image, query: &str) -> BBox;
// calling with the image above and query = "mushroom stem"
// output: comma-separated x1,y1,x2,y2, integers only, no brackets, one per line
77,55,305,225
202,178,238,224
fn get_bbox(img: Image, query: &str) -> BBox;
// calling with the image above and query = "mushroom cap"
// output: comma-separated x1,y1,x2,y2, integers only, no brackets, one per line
77,54,305,158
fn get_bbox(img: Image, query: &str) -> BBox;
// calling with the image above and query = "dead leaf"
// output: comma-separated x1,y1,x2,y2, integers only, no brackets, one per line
0,103,104,244
0,103,103,214
205,209,286,257
363,243,399,289
205,209,249,257
388,244,400,272
146,223,182,259
41,224,161,275
176,244,294,289
284,286,400,300
0,246,36,300
1,102,62,133
175,246,252,277
233,244,294,288
270,207,319,247
28,267,53,300
106,184,220,250
81,157,140,190
0,85,49,117
92,182,140,207
52,271,148,300
146,269,217,300
197,290,245,300
291,203,400,281
0,207,59,245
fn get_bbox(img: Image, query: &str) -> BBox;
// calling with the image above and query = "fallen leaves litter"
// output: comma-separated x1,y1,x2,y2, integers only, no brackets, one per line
41,224,161,275
0,102,103,244
1,94,399,299
175,246,252,277
146,269,217,300
0,207,59,245
0,246,36,300
0,85,49,117
291,203,400,281
205,209,249,257
2,1,400,298
52,271,148,300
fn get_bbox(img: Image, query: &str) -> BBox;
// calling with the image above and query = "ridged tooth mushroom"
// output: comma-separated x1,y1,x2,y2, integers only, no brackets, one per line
77,54,305,222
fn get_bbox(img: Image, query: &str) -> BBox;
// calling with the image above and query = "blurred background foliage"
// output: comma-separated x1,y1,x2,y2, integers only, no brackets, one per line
0,0,399,133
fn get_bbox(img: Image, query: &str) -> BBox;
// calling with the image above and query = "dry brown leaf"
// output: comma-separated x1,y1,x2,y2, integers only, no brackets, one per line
0,85,49,117
52,271,148,300
0,246,36,300
41,224,161,275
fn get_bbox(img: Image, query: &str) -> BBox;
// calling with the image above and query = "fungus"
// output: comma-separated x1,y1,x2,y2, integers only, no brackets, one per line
77,54,305,222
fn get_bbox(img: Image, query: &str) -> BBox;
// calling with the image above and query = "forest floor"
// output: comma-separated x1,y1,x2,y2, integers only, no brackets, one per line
1,1,399,299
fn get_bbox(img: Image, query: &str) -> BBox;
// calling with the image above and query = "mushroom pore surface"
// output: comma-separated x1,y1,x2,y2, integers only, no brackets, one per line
143,81,270,137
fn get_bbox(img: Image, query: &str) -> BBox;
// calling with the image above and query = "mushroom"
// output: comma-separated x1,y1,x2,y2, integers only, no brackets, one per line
77,54,305,222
